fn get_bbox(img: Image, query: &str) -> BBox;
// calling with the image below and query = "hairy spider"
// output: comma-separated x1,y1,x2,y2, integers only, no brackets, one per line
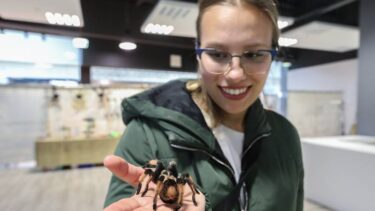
136,160,200,211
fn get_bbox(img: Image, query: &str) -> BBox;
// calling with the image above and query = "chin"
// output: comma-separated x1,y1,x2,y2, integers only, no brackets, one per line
220,105,248,115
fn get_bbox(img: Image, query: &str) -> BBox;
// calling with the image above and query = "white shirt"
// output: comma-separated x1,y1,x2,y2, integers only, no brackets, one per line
212,124,244,182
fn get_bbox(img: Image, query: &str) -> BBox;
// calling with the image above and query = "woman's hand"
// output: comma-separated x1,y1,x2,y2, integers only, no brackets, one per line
103,155,205,211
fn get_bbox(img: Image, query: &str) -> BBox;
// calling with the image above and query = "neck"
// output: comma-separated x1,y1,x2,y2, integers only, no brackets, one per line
221,111,246,132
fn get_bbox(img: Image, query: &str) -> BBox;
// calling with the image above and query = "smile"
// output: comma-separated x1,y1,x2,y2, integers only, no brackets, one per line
222,87,248,95
219,86,251,100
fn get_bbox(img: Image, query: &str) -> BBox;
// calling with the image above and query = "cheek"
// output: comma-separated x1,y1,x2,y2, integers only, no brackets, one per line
199,65,218,84
252,75,268,94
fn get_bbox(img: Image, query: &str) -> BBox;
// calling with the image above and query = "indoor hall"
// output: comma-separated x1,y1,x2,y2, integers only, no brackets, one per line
0,0,374,211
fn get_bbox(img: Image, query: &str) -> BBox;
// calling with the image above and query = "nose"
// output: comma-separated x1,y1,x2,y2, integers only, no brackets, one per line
224,57,247,82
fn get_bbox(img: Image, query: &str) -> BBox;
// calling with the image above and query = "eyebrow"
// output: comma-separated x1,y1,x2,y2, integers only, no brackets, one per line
202,43,228,51
202,42,272,51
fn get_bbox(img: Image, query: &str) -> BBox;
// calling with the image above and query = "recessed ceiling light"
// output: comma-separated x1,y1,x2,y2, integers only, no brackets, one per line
278,16,294,29
119,42,137,51
54,13,65,25
71,15,81,27
63,14,73,26
72,37,89,49
278,37,298,47
45,12,81,27
144,23,174,35
278,20,290,29
45,12,57,24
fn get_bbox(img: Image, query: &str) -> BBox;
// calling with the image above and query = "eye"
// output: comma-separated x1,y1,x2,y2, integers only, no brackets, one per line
242,51,271,63
243,51,266,58
205,50,230,62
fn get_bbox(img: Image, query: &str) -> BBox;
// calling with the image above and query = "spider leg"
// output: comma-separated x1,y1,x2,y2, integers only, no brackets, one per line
137,168,153,195
153,180,163,211
141,173,154,197
186,174,200,194
176,175,185,209
136,173,146,194
184,174,200,206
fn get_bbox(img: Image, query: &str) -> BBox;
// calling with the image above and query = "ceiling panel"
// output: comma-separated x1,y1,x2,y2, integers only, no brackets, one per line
0,0,361,69
0,0,84,26
141,0,198,38
282,21,359,52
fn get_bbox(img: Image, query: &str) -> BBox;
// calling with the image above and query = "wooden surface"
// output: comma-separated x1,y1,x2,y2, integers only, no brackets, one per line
0,167,110,211
0,167,332,211
35,137,119,168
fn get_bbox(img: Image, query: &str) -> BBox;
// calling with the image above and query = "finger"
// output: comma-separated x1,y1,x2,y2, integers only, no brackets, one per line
103,196,148,211
103,155,144,187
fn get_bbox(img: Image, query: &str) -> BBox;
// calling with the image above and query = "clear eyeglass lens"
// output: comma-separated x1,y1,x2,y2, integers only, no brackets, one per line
242,51,271,64
204,50,231,64
200,50,272,75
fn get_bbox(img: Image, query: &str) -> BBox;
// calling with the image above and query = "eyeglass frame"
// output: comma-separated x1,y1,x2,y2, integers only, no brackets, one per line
195,45,278,75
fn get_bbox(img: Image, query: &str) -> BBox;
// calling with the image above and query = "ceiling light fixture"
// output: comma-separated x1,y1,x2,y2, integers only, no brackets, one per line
144,23,174,35
278,17,294,29
119,42,137,51
278,20,290,29
45,12,81,27
72,37,89,49
278,37,298,47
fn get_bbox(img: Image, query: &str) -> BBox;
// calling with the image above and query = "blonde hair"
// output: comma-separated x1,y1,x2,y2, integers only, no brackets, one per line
196,0,280,48
186,79,222,128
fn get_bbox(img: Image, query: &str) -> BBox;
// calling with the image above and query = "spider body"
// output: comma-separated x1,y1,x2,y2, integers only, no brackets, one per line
136,160,200,211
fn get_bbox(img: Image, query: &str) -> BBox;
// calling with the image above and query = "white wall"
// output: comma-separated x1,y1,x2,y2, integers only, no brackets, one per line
287,59,358,135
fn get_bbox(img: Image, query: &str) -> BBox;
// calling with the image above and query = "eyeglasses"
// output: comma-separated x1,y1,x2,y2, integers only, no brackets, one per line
195,47,278,75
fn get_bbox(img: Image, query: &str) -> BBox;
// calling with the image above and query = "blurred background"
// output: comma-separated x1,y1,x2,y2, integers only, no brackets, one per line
0,0,374,211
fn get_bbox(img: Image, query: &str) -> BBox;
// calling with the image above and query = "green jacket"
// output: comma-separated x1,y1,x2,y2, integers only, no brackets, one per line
104,79,304,211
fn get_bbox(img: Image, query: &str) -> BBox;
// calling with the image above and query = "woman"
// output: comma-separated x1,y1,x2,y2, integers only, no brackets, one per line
104,0,304,210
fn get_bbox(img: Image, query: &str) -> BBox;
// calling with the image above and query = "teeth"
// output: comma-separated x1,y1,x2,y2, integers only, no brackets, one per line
222,87,248,95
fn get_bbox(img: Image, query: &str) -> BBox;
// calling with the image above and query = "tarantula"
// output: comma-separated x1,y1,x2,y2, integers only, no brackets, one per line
136,160,200,211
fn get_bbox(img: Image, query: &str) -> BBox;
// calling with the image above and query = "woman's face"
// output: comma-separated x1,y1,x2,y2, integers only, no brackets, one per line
198,4,274,120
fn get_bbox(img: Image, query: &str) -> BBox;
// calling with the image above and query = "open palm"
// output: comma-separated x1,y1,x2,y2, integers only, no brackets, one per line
103,155,205,211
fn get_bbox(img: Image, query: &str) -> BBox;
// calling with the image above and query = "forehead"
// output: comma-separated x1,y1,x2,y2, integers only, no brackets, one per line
199,4,273,49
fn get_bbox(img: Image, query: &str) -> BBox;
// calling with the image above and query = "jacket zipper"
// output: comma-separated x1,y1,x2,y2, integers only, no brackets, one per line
170,144,236,178
241,132,271,159
171,132,271,211
240,132,271,210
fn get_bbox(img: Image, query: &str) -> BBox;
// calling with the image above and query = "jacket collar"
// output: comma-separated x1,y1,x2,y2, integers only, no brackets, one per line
243,99,272,149
121,80,272,154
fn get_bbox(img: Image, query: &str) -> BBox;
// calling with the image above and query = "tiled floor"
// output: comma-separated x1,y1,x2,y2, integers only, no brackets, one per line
0,166,332,211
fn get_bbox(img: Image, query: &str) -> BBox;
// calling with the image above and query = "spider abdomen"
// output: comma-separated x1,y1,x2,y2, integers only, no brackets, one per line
160,184,179,204
137,160,200,211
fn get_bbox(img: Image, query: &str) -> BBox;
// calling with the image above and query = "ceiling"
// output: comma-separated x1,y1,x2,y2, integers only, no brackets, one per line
0,0,360,70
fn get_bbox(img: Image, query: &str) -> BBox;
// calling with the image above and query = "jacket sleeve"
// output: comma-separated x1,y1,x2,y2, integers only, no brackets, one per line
103,118,156,208
296,166,304,211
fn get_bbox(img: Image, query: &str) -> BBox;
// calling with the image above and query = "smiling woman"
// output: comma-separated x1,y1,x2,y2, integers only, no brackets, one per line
104,1,304,211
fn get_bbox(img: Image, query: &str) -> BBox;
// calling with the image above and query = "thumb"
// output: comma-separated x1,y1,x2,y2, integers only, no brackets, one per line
103,155,144,187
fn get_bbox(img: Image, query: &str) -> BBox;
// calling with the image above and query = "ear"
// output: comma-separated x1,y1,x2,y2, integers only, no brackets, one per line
196,54,201,62
195,40,201,62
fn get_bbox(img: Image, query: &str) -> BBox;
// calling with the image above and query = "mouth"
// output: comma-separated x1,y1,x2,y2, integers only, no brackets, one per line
219,86,251,100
